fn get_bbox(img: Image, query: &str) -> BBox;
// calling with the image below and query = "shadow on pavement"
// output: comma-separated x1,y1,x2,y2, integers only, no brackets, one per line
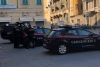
43,51,59,55
0,42,12,44
43,49,99,55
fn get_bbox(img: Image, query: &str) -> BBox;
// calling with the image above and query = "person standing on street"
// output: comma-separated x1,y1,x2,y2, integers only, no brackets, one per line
13,22,22,48
26,24,35,48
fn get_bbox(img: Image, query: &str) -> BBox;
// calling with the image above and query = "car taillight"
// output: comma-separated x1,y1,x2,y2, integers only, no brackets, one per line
48,38,55,41
7,31,13,34
22,34,27,38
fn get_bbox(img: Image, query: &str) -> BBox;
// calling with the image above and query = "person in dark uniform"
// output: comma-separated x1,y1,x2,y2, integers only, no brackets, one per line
13,22,22,48
26,24,35,48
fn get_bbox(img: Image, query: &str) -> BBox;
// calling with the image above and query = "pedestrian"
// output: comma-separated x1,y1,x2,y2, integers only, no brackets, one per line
26,24,35,48
13,22,22,48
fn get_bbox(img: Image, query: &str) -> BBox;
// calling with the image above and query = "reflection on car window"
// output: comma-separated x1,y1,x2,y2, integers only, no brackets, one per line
78,29,91,35
68,30,77,35
44,29,50,34
35,29,43,33
66,30,77,35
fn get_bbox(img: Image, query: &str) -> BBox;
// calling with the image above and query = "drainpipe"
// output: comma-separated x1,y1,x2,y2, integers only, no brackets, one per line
17,0,18,8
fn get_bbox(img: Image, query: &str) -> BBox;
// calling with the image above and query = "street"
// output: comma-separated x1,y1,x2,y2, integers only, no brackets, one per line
0,29,100,67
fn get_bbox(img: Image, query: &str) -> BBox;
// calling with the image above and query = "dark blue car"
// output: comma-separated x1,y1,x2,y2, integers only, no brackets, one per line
43,26,100,55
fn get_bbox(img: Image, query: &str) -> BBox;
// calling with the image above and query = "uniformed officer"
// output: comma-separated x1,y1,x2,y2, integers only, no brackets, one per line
26,24,35,48
13,22,22,48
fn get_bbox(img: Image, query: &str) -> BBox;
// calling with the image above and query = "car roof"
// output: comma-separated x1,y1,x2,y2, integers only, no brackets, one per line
52,27,81,31
34,28,50,29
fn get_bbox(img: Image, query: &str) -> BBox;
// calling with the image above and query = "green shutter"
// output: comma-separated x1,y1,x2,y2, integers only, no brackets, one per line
37,0,42,5
1,0,7,5
22,0,28,5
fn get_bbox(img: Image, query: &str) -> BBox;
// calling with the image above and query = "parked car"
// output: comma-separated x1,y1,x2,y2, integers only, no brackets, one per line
43,25,100,55
33,28,51,46
0,23,51,46
0,24,15,42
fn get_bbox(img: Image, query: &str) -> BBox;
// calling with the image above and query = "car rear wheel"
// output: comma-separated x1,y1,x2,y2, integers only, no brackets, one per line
57,44,67,55
29,41,35,48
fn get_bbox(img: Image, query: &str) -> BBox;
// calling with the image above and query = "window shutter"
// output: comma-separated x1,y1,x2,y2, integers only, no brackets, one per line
1,0,6,5
23,0,28,5
37,0,42,5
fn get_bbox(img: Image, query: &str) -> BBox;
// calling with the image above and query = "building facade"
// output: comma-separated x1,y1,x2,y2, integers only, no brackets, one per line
0,0,50,28
49,0,84,26
49,0,69,25
43,0,51,28
82,0,100,26
70,0,84,26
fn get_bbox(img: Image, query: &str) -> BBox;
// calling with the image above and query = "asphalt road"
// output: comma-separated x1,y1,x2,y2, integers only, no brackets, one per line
0,29,100,67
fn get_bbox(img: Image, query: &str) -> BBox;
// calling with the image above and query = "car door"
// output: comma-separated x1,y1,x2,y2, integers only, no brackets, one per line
77,29,98,48
64,29,82,48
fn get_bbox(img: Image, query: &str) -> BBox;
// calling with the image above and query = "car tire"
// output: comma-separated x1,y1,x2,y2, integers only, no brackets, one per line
57,44,67,55
29,41,35,48
9,39,14,43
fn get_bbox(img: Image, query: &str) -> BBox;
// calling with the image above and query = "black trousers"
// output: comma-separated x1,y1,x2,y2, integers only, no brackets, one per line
22,37,30,49
14,36,21,48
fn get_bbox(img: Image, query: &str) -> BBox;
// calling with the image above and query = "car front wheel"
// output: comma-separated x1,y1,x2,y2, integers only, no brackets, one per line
57,44,67,55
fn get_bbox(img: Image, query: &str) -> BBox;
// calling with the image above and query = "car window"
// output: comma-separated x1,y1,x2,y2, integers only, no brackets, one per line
48,30,61,37
78,29,91,35
66,30,77,35
35,29,43,33
44,29,50,34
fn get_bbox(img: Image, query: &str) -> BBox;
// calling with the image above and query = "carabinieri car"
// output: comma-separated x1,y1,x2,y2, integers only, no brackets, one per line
43,25,100,55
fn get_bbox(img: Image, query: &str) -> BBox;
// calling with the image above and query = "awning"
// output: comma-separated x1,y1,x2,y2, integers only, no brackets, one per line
20,17,33,21
0,18,11,22
34,17,46,21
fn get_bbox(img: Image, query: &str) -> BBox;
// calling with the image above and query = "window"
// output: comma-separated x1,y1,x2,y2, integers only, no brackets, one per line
77,19,80,23
36,0,42,5
81,3,83,10
44,29,50,35
1,0,7,5
72,20,74,23
95,15,97,25
22,0,28,5
35,29,43,34
66,30,77,35
86,2,88,10
94,0,96,7
35,21,44,27
78,29,91,36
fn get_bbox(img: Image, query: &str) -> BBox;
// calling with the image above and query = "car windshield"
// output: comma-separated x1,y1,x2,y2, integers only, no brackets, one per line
44,29,50,35
34,29,43,34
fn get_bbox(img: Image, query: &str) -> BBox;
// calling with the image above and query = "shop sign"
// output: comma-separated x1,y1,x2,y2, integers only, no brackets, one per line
0,5,16,9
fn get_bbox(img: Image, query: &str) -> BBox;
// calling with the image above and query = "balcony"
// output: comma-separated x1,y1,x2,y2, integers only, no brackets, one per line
95,7,100,12
83,7,97,16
